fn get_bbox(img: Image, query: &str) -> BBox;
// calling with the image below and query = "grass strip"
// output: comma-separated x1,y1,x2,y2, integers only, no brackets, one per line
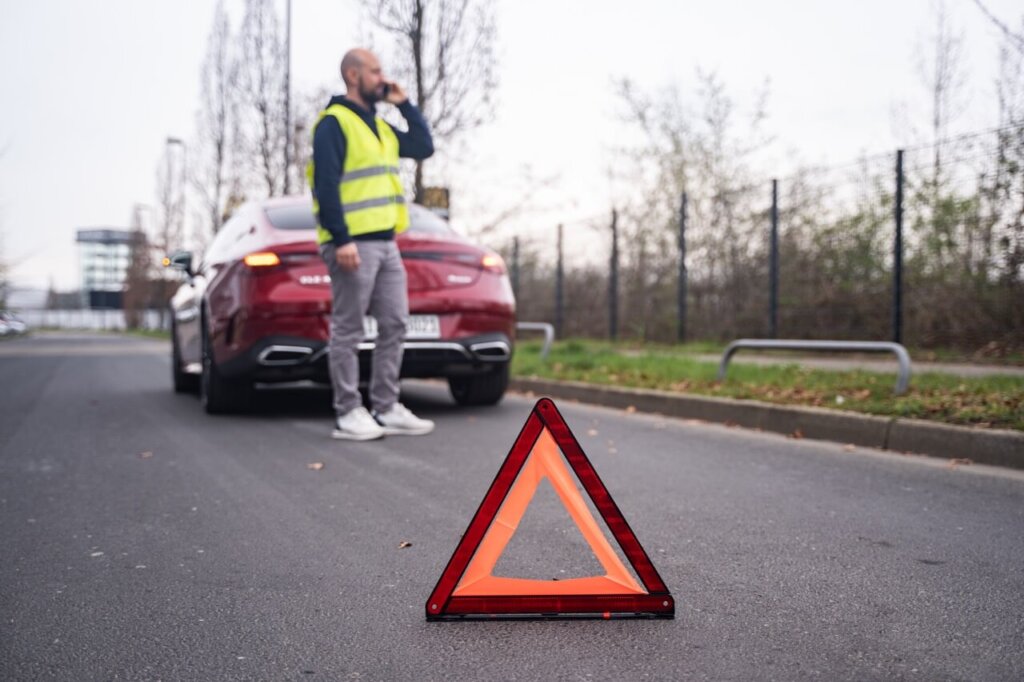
512,339,1024,432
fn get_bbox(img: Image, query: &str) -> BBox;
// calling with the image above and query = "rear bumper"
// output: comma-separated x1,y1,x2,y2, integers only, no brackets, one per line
217,332,512,384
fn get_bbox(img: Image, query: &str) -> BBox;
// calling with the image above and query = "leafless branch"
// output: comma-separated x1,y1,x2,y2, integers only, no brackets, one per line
362,0,498,197
192,0,239,238
238,0,288,198
969,0,1024,54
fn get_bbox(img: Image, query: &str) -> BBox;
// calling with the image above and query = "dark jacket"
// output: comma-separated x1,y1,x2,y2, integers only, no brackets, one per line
311,96,434,246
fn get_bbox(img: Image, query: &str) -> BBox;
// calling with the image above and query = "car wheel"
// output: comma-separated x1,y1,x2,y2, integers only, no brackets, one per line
448,362,509,406
171,320,199,394
200,318,252,414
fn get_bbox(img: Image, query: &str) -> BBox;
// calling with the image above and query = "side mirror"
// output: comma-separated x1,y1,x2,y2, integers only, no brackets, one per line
163,251,194,277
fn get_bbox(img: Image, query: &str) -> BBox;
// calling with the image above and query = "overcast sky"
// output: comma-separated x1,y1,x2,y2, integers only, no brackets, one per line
0,0,1020,291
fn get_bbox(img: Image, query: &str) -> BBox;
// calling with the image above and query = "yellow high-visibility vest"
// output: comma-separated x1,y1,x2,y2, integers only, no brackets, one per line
307,104,409,245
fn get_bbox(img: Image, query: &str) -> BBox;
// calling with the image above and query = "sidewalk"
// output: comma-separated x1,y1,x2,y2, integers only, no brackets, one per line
695,353,1024,378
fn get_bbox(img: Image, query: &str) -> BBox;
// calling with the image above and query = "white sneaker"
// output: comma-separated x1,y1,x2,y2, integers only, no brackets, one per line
332,406,385,441
373,403,434,436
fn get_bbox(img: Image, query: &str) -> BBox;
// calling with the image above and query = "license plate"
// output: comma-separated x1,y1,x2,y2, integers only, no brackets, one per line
363,314,440,340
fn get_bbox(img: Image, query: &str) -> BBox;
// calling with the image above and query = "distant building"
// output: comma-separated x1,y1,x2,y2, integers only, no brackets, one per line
76,228,133,309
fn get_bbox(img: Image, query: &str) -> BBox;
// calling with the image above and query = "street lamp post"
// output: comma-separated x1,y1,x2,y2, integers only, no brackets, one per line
165,136,187,251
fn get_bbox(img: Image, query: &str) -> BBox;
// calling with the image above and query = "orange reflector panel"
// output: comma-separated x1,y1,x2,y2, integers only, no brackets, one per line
243,252,281,268
425,398,674,620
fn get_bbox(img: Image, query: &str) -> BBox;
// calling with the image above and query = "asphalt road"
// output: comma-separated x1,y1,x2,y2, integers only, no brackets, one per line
2,333,1023,681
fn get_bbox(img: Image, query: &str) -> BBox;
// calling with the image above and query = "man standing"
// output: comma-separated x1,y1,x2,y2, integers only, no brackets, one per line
309,48,435,440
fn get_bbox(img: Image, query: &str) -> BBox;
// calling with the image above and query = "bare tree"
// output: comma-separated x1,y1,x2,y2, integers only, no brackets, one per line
152,148,187,328
238,0,288,198
916,0,967,186
969,0,1024,55
154,145,185,259
193,0,238,238
361,0,498,198
614,70,771,340
990,16,1024,283
293,85,333,194
899,1,976,282
122,205,151,329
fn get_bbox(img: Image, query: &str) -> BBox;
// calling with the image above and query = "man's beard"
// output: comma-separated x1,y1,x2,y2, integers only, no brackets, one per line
358,76,382,105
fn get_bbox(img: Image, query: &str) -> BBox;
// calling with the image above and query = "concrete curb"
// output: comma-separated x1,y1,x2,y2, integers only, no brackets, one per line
509,378,1024,470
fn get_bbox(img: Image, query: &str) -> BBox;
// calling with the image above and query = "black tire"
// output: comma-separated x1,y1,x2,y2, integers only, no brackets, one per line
200,318,252,414
171,320,199,394
448,363,509,406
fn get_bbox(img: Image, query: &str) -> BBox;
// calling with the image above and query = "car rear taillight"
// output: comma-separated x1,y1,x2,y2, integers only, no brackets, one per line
243,251,281,268
481,253,506,274
409,251,506,274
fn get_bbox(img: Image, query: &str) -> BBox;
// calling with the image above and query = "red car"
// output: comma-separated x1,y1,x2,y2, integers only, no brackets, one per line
168,196,516,413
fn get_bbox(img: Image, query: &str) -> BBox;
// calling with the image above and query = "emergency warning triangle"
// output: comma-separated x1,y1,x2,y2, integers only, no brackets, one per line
425,398,674,619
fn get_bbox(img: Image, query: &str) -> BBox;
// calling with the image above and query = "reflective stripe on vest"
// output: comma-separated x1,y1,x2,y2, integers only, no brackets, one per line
342,165,400,183
307,104,410,245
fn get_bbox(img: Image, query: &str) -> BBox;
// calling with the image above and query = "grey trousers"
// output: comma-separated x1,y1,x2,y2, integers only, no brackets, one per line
320,240,408,417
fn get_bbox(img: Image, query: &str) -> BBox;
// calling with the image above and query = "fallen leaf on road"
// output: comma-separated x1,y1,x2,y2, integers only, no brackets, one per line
307,462,325,471
625,405,636,414
788,429,804,439
843,444,856,452
586,429,598,436
947,458,973,469
398,541,412,549
138,451,153,459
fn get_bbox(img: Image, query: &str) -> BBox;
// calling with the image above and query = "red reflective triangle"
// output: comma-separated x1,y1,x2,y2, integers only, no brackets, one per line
425,398,674,620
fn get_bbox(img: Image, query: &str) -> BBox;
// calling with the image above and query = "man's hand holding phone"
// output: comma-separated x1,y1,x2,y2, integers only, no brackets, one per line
382,80,407,105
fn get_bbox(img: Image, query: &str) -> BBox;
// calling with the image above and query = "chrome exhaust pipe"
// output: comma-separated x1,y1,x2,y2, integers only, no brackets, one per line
257,345,315,366
469,340,511,361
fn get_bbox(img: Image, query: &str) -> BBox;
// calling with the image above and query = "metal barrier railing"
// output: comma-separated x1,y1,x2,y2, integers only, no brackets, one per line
516,322,555,361
718,339,912,395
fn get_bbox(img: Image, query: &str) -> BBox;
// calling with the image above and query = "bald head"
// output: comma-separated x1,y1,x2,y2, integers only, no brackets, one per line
338,48,387,109
340,48,377,87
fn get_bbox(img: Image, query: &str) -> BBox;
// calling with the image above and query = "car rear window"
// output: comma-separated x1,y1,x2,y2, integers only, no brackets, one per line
265,202,454,234
265,204,318,231
407,204,454,235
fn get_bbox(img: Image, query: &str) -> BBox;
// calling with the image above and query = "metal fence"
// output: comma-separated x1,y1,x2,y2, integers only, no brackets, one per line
499,127,1024,352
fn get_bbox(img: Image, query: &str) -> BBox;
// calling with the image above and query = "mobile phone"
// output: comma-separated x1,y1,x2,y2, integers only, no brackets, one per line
382,83,391,97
